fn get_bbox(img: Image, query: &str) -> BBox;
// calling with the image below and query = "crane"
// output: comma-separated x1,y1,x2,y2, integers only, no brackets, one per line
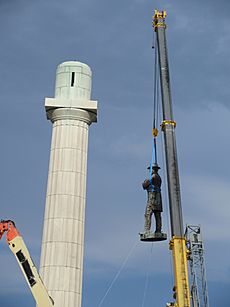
185,225,210,307
0,220,54,307
153,10,191,306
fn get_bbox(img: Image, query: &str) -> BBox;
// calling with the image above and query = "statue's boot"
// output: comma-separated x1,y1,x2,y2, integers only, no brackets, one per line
155,211,162,233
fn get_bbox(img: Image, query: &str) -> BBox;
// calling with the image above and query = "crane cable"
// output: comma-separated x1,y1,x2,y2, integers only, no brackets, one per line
141,243,154,307
154,31,174,289
160,114,175,288
151,31,174,284
97,240,138,307
149,32,160,180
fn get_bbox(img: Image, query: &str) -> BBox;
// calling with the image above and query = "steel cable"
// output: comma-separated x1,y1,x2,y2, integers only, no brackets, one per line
97,240,139,307
141,243,154,307
149,32,160,180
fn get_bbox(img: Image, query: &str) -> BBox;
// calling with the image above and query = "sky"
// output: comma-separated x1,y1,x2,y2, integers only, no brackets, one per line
0,0,230,306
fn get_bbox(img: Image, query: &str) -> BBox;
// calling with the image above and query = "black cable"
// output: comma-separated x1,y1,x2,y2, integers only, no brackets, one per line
151,32,160,166
152,33,158,130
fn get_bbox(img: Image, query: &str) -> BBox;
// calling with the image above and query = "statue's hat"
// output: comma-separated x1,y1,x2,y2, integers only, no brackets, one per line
147,163,161,170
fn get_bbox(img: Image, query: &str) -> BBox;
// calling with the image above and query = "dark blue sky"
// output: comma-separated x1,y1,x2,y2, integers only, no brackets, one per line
0,0,230,306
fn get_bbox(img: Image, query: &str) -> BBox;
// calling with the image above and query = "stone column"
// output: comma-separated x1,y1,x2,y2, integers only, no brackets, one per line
39,61,97,307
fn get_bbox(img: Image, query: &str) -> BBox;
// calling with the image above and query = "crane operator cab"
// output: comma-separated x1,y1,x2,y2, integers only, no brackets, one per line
139,164,167,242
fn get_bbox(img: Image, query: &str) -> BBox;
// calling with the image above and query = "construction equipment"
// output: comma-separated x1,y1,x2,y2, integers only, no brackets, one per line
0,220,54,307
153,10,191,306
185,225,210,307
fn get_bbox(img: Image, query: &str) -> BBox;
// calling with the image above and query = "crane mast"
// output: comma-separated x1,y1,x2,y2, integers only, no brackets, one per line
185,225,210,307
153,10,190,306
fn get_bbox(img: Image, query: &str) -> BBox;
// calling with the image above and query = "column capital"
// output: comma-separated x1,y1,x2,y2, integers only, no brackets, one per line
46,108,96,125
45,97,98,124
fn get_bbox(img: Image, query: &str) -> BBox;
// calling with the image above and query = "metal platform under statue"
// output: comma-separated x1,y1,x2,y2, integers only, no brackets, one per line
139,231,167,242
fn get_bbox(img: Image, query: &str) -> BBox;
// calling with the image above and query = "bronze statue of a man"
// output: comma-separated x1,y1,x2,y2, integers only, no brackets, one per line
142,163,163,233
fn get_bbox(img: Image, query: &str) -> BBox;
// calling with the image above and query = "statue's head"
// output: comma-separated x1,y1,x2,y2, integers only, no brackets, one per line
147,163,160,173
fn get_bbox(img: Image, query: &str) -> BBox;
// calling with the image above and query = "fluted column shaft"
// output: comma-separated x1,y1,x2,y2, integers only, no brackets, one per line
40,109,90,307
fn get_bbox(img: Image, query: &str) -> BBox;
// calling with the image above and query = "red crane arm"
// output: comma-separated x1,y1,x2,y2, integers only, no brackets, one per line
0,220,20,242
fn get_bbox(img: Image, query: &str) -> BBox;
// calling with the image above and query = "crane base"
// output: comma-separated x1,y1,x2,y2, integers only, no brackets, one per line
139,231,167,242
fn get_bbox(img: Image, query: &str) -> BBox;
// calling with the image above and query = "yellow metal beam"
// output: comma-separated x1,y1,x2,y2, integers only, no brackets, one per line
169,237,191,307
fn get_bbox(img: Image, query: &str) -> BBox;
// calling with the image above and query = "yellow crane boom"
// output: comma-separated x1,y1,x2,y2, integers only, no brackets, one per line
153,10,191,306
